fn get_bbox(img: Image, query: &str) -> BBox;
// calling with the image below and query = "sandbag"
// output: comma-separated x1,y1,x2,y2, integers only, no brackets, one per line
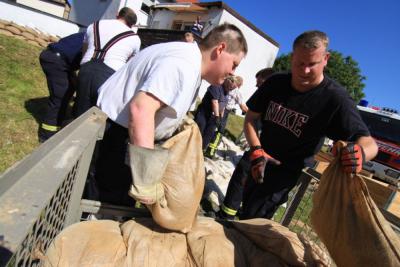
42,220,126,267
232,218,331,266
187,217,284,267
147,118,205,233
120,218,191,267
311,141,400,267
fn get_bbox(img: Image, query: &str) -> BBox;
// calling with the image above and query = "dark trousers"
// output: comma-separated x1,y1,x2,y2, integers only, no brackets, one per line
223,153,302,219
194,107,218,149
73,60,115,118
222,150,251,213
85,119,135,206
39,49,75,141
241,166,301,219
219,108,232,134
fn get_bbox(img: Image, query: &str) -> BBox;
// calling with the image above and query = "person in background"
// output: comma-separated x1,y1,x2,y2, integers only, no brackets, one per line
191,15,204,37
255,67,275,88
91,23,248,206
239,30,377,220
183,32,195,43
38,31,85,142
194,76,241,151
219,75,247,133
216,68,274,219
73,7,141,117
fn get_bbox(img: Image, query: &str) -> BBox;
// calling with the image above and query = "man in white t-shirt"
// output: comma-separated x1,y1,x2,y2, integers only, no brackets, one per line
90,23,248,206
73,7,141,117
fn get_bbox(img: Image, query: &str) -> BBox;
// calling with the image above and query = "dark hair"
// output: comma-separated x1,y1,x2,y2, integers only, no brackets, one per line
118,7,137,28
293,30,329,51
199,23,248,55
255,68,274,80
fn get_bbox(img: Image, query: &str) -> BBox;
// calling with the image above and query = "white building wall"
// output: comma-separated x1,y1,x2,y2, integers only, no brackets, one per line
150,10,176,29
197,10,279,107
118,0,149,27
17,0,64,17
0,2,79,37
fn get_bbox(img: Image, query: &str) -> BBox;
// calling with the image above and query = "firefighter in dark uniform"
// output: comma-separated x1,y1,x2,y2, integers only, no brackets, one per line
38,31,85,142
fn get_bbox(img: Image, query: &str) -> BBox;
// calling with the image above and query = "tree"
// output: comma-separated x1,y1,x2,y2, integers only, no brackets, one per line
272,50,366,103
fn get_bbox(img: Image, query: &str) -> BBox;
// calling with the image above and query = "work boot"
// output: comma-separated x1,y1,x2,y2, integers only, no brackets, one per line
216,210,235,220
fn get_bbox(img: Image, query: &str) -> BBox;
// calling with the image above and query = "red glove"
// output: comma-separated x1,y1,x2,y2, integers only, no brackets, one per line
249,146,281,184
333,142,365,174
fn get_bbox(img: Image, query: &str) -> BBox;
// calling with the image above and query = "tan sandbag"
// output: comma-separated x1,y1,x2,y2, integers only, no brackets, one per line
0,22,6,29
21,31,36,41
147,118,205,233
35,37,49,47
187,217,285,267
5,25,21,35
311,141,400,267
13,35,26,41
24,26,40,37
0,29,13,37
232,218,331,266
49,35,60,43
0,19,10,26
27,39,41,47
42,220,126,267
120,218,190,267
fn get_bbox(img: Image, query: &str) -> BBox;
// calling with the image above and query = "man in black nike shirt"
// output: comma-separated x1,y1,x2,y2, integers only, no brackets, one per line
239,30,378,219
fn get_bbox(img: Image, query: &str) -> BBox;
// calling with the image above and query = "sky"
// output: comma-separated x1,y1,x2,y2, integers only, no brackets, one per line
219,0,400,111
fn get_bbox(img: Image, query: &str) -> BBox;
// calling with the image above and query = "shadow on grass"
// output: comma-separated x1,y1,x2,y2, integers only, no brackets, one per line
24,97,48,124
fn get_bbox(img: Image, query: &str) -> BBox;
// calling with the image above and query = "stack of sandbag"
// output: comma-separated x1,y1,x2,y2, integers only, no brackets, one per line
42,217,330,267
0,19,59,47
145,118,205,233
311,141,400,267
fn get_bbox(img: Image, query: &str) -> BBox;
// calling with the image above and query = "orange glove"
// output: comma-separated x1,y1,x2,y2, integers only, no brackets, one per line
249,146,281,183
333,142,365,174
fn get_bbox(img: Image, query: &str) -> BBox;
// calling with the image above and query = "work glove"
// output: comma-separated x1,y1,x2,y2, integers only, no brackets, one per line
333,142,365,174
213,115,222,132
126,144,169,206
249,146,281,184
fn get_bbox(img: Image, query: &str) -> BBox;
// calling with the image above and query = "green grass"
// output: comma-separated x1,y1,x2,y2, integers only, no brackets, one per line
0,34,47,173
225,113,244,141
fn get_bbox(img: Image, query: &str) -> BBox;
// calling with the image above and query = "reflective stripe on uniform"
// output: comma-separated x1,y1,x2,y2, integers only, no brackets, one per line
221,203,237,216
41,123,60,132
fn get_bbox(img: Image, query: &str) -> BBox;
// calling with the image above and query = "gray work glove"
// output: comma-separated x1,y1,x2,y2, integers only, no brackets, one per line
127,144,169,206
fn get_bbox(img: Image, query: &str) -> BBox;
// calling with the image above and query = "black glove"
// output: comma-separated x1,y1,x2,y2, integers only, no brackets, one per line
214,115,222,131
249,146,281,183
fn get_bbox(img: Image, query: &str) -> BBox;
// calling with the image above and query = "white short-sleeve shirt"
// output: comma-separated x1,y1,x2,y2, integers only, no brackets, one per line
226,88,244,111
81,19,141,71
97,42,202,140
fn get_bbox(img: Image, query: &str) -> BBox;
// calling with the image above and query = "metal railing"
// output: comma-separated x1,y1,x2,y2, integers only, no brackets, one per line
0,107,107,267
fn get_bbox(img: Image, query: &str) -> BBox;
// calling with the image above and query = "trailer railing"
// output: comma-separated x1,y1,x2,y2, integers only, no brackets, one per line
0,107,107,267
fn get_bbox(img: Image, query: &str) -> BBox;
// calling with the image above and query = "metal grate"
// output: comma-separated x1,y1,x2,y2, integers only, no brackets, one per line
7,161,80,267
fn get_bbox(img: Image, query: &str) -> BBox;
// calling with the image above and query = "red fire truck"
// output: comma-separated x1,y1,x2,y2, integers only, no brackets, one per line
357,105,400,187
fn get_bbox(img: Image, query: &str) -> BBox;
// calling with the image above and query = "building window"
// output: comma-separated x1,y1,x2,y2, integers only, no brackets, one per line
141,3,151,15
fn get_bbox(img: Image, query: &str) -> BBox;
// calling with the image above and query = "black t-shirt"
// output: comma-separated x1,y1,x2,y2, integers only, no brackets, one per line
247,73,370,172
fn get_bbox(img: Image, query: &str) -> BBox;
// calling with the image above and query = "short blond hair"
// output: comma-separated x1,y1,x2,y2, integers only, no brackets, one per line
293,30,329,51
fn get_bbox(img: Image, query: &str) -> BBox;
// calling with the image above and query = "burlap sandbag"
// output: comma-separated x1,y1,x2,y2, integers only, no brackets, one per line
147,119,205,233
120,218,192,267
187,217,284,267
311,141,400,267
42,220,126,267
231,218,331,266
